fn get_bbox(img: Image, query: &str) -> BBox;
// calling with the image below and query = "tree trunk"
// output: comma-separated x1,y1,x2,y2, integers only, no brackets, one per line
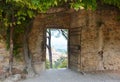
9,26,14,74
9,11,15,74
23,26,35,77
47,29,53,68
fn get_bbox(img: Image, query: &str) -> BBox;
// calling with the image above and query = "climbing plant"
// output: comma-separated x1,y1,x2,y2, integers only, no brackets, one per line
103,0,120,8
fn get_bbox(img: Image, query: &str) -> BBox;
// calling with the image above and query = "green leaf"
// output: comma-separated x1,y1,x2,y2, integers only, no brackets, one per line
54,1,58,6
27,10,34,18
64,0,67,2
17,21,21,25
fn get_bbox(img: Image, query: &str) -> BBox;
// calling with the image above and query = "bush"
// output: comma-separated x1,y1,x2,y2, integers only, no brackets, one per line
46,56,68,69
45,59,50,69
54,57,67,69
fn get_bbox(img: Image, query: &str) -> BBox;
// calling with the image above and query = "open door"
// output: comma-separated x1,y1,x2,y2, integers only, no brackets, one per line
69,27,82,71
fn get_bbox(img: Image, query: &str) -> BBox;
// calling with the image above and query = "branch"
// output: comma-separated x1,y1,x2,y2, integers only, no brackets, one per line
61,29,68,40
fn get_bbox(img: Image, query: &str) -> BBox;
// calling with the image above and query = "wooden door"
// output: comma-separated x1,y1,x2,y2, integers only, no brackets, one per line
69,27,82,71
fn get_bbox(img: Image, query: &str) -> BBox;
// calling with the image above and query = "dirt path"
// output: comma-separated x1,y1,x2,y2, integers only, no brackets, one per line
20,68,120,82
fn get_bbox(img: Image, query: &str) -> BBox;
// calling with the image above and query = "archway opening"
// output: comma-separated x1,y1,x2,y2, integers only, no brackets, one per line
45,28,68,69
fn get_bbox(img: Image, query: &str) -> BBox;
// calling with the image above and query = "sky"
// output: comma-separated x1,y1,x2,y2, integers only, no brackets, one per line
47,29,68,51
51,33,67,50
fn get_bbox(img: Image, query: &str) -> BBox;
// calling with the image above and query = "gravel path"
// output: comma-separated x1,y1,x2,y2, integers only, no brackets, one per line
19,68,120,82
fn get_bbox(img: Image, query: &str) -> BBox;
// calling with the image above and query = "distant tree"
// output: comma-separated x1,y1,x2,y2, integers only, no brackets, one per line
46,29,53,68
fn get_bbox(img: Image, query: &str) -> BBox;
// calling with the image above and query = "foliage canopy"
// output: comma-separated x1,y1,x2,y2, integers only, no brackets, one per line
0,0,120,29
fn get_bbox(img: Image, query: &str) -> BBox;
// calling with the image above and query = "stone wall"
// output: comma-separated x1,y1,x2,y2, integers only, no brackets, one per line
0,39,25,78
100,9,120,71
0,41,9,72
70,8,120,71
28,7,120,73
0,40,9,79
